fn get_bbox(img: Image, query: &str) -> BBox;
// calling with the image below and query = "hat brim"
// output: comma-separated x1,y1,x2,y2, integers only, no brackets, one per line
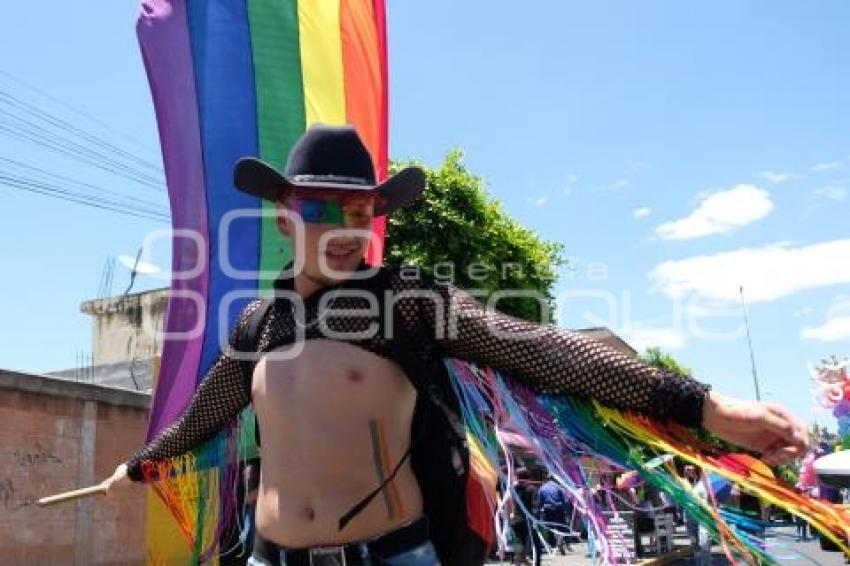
234,157,425,216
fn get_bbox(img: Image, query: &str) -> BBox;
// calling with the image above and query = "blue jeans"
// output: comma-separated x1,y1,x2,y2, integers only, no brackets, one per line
247,540,440,565
378,540,440,565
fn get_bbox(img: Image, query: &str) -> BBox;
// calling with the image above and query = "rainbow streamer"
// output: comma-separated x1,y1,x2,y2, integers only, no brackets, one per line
446,359,850,565
137,0,389,560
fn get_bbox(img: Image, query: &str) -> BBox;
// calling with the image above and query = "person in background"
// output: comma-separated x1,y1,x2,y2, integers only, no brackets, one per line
683,466,701,546
537,474,572,554
510,467,542,566
689,472,713,566
793,484,813,543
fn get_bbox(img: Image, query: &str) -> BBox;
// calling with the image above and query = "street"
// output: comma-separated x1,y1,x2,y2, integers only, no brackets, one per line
487,525,847,565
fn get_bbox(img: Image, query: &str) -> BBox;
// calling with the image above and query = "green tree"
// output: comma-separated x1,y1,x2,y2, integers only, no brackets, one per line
639,347,693,378
773,463,799,486
641,348,804,483
640,347,739,453
385,150,565,323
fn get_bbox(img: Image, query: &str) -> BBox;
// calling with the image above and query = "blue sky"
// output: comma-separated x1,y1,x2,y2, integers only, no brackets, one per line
0,1,847,427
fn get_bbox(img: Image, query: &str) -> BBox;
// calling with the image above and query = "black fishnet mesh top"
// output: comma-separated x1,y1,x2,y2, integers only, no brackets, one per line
126,264,709,480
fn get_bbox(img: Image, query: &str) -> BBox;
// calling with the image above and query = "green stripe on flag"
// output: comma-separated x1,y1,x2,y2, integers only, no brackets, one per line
248,0,305,289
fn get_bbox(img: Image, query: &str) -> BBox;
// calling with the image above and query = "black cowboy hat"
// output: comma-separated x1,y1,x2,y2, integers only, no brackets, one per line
234,124,425,215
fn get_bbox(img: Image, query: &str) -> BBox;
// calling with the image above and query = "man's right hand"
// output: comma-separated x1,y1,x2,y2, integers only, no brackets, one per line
101,463,130,494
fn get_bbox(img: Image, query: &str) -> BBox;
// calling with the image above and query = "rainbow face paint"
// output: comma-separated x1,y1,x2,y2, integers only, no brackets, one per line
290,193,375,227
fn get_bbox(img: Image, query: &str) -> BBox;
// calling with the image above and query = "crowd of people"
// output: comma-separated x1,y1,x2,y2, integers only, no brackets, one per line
228,447,850,566
499,462,791,565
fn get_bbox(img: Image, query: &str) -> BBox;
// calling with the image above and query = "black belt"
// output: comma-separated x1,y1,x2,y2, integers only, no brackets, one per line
281,516,430,565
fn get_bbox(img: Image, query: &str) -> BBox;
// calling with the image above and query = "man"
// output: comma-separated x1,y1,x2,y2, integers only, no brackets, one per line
685,468,712,566
509,468,542,566
103,125,808,565
537,474,572,554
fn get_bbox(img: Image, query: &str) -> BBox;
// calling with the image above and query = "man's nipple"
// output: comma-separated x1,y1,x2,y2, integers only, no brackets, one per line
348,369,364,384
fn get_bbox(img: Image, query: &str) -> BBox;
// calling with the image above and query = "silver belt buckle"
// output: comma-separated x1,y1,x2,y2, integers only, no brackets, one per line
309,545,347,566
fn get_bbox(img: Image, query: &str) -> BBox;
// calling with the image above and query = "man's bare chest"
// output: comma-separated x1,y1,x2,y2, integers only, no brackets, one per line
251,339,416,420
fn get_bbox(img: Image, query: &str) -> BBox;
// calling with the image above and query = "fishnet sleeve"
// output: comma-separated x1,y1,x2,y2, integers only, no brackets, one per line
125,300,261,481
393,271,709,427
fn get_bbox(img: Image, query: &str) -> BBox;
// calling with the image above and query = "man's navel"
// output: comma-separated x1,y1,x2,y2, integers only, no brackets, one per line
302,506,316,521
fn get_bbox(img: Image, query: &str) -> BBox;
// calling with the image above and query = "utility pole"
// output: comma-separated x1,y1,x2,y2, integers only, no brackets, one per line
739,285,762,401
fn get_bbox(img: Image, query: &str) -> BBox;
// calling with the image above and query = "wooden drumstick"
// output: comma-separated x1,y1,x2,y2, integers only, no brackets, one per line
37,484,108,507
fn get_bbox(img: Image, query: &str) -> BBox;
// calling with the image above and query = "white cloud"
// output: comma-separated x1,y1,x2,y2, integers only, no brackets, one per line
633,207,652,219
684,299,735,318
650,239,850,303
654,184,773,241
619,326,686,351
528,196,548,207
755,171,797,184
610,179,630,190
813,184,847,202
802,318,850,341
811,161,843,172
801,297,850,342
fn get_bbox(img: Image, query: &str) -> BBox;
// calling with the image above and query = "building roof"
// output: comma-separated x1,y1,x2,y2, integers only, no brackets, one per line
577,327,638,357
0,368,150,408
47,359,154,392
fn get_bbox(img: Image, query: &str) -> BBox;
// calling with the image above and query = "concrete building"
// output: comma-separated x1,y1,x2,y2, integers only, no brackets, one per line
45,288,169,392
79,288,169,367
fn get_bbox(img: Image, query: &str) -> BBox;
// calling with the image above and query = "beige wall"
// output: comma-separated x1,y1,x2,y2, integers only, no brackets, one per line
0,370,150,565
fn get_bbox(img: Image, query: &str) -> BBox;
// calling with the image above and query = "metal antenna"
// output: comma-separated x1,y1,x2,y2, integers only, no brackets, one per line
123,248,143,296
104,257,114,297
739,285,762,401
118,247,161,296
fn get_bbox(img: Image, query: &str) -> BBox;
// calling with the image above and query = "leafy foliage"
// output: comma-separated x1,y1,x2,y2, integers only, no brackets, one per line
640,347,739,452
773,463,799,486
639,347,694,378
385,150,565,323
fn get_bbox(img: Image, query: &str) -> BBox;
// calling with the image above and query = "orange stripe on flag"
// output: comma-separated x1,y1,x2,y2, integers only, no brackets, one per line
341,0,387,264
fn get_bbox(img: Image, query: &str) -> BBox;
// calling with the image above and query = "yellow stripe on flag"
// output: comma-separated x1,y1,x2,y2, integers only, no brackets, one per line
298,0,346,125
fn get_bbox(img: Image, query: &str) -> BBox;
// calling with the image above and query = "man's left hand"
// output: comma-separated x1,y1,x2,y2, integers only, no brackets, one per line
702,391,809,465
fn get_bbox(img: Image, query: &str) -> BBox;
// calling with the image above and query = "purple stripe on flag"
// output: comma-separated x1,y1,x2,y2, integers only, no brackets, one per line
137,0,209,439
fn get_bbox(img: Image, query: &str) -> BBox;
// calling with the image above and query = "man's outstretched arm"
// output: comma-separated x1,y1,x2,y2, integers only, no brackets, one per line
407,278,807,461
426,282,709,426
104,301,261,488
123,352,252,480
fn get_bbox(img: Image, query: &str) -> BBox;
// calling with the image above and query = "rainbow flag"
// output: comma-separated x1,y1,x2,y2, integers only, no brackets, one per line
137,0,389,560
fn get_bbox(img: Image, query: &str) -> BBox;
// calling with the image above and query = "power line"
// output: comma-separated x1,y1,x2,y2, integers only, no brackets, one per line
0,89,162,176
0,70,170,222
0,157,166,210
0,110,164,190
0,173,169,222
0,176,168,221
0,69,160,156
